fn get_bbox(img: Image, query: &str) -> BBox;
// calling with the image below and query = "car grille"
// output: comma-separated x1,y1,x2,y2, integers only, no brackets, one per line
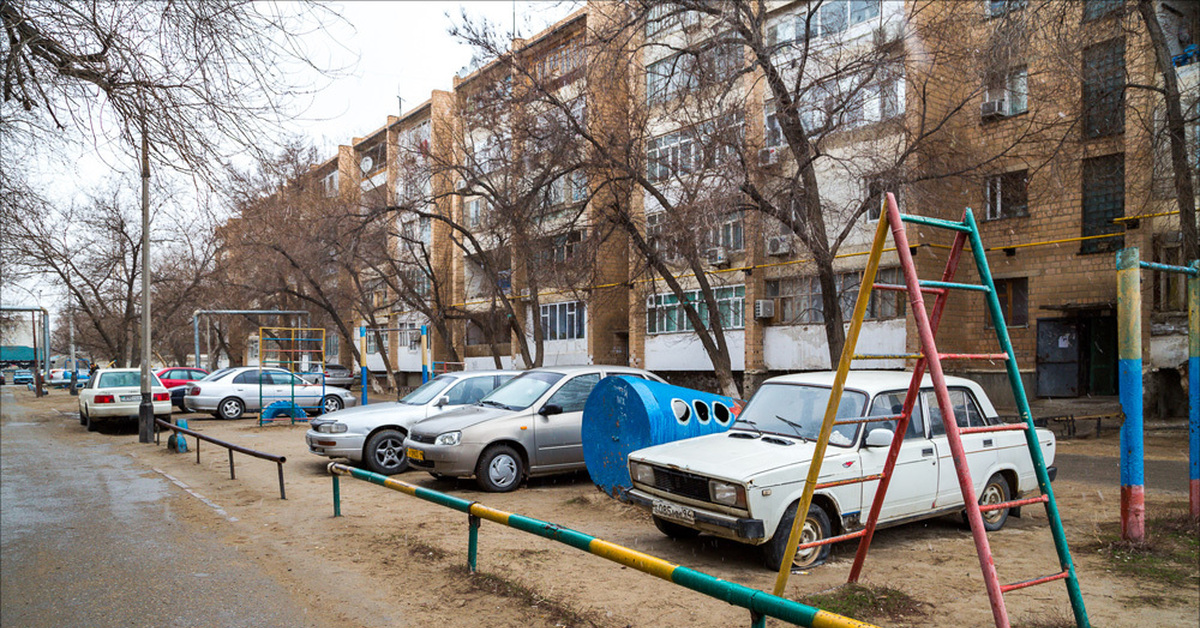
409,433,436,444
649,467,710,503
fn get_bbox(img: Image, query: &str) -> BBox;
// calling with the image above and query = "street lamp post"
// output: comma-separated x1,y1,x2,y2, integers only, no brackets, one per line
138,113,153,443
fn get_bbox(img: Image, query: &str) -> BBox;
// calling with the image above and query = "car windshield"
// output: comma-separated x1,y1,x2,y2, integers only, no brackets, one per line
478,371,564,411
400,376,456,405
734,383,867,447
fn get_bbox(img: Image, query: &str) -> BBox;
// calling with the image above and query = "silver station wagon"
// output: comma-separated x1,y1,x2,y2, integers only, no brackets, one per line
404,365,664,492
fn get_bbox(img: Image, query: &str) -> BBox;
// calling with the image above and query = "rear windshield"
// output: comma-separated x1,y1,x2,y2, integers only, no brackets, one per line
98,372,142,388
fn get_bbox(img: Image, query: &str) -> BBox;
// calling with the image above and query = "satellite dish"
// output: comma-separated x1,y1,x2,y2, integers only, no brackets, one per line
360,155,374,173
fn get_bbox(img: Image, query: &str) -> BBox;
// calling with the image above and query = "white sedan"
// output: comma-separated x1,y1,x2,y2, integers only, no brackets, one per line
78,368,173,432
626,371,1056,571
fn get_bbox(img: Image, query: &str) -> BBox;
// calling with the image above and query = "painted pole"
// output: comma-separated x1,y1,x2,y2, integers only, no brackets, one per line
359,326,368,407
468,514,480,572
1189,260,1199,520
1116,247,1144,542
421,325,429,383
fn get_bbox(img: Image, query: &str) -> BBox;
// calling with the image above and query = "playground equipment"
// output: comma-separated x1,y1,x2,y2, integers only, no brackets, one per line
771,193,1088,628
358,324,430,407
257,326,326,425
327,462,878,628
581,376,741,497
1115,248,1199,534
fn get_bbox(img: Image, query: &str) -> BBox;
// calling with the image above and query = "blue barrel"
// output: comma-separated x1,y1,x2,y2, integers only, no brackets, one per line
582,376,740,498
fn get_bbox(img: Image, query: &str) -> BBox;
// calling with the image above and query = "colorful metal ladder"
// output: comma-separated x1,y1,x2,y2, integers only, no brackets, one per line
771,193,1089,628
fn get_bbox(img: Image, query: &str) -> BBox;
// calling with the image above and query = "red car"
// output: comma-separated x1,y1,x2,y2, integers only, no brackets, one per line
156,367,210,411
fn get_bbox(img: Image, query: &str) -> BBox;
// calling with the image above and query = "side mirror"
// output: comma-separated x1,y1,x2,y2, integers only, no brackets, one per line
865,428,895,448
435,395,450,408
539,403,563,416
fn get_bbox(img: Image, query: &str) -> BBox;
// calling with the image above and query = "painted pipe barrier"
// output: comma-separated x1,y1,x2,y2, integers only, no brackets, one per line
326,462,878,628
155,418,287,499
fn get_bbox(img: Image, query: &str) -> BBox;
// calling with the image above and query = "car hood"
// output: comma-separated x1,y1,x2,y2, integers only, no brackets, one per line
317,402,425,431
629,431,858,486
410,404,515,435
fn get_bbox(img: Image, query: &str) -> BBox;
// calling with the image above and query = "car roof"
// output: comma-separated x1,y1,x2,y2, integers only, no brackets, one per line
765,370,986,396
526,365,651,376
451,369,522,377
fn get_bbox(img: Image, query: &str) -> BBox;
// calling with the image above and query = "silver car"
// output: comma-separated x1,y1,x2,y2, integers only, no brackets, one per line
404,365,664,492
184,366,357,419
305,370,518,474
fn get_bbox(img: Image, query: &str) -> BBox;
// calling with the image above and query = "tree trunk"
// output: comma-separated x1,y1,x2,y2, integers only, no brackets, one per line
1138,0,1199,262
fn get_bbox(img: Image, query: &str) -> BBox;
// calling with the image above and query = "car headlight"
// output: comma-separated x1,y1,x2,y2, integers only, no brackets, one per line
434,431,461,446
318,422,348,434
709,480,747,508
630,461,656,486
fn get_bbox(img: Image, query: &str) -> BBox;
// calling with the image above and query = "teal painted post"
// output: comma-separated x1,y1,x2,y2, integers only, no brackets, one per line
965,209,1089,628
468,514,480,573
1117,248,1145,543
751,612,766,628
333,474,341,517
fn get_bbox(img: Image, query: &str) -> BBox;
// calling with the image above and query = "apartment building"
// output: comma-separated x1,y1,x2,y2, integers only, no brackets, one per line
294,0,1194,404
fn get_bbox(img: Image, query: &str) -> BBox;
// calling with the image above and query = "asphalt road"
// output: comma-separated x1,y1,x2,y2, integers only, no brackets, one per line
0,389,335,628
1055,452,1190,492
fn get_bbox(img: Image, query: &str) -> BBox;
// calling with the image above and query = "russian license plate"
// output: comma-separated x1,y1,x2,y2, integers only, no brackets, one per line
652,499,695,525
121,394,139,402
407,447,425,462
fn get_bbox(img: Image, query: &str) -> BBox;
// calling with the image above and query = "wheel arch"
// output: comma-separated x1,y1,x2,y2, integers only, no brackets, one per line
763,488,844,540
480,439,530,476
361,425,408,458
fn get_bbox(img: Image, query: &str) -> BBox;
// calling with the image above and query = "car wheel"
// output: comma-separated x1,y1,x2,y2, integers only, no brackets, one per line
475,444,523,492
653,516,701,540
763,501,832,572
975,473,1011,532
86,410,99,432
321,395,343,415
79,405,88,426
217,397,244,420
363,429,408,475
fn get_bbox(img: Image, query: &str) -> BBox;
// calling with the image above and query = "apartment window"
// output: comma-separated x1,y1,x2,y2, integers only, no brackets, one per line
1080,154,1124,254
365,329,388,354
646,286,745,334
359,142,386,175
985,170,1029,220
764,101,784,147
708,213,745,251
1153,235,1187,313
540,301,586,341
465,198,488,228
766,276,823,324
767,270,904,324
1082,38,1125,139
865,180,901,221
570,171,589,203
321,171,339,198
325,334,339,361
986,278,1029,327
646,115,743,182
542,230,584,264
988,0,1027,18
867,268,906,320
1082,0,1124,22
984,66,1028,117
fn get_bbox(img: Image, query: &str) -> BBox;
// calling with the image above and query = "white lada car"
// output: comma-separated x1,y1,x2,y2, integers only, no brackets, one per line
625,371,1056,571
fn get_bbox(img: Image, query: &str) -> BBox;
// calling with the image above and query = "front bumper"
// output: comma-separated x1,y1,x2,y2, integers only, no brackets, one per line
305,431,366,461
403,439,486,477
625,488,766,541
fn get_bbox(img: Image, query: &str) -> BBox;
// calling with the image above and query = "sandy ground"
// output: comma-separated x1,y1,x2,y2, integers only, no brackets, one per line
6,388,1197,627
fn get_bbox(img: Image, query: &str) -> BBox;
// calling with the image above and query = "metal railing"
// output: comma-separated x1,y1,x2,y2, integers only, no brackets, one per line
155,419,288,499
326,462,877,628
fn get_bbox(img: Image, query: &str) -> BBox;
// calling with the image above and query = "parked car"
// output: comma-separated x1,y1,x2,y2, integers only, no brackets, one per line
623,371,1056,571
300,363,357,388
78,368,172,431
184,366,357,420
157,367,210,411
12,369,33,385
47,367,91,387
404,366,665,492
0,371,6,385
306,370,519,475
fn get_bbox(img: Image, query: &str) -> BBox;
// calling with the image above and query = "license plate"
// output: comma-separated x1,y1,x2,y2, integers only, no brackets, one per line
120,394,139,402
407,448,425,462
652,499,695,525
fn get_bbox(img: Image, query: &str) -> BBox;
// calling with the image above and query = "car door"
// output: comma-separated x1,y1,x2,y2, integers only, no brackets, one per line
858,390,939,522
533,372,602,469
925,388,999,509
273,371,318,407
232,370,272,411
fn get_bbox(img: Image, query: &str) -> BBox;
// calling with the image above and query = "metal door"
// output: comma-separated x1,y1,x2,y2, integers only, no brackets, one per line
1084,315,1118,396
1037,318,1080,397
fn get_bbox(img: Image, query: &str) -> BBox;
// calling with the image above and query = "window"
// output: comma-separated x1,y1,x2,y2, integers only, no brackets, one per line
646,41,742,105
984,170,1029,220
540,301,587,341
466,313,506,347
646,114,744,181
465,198,488,228
925,389,989,436
764,101,784,148
321,171,339,198
866,391,924,440
1082,0,1123,22
646,286,745,334
1082,38,1125,139
988,0,1027,18
546,373,602,413
533,36,584,83
708,213,745,251
365,329,388,354
766,275,824,324
359,142,386,175
1080,153,1124,254
570,171,589,203
984,66,1028,117
865,180,901,221
815,0,880,37
986,277,1029,327
1153,235,1187,313
546,230,584,263
766,269,905,324
444,377,494,405
867,268,907,320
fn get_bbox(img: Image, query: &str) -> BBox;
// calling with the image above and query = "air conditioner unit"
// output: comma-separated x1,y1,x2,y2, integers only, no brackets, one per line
754,299,776,319
981,99,1007,119
766,235,792,256
758,147,779,167
707,246,729,267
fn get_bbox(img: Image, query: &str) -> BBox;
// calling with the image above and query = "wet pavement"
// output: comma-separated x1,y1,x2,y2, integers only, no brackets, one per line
0,389,333,627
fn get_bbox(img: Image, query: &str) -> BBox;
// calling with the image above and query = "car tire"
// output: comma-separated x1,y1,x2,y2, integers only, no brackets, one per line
763,501,832,572
653,516,701,540
86,410,99,432
321,395,344,415
973,473,1011,532
79,405,88,426
475,444,523,492
217,397,244,420
363,429,408,475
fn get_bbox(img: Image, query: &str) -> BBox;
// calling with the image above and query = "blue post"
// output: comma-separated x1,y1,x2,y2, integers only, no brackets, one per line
421,324,429,384
1190,261,1199,519
359,326,368,407
1117,248,1144,542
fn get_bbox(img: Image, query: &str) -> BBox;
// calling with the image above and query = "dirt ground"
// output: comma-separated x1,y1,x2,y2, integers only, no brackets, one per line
8,388,1198,627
